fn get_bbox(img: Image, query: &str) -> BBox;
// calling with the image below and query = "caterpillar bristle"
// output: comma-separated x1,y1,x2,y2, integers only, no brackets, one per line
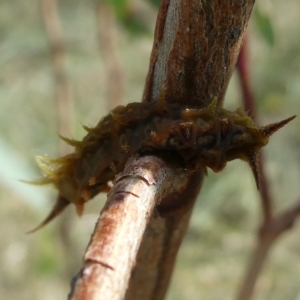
36,156,57,176
246,150,260,190
75,203,84,216
20,177,53,185
110,111,128,125
82,124,98,135
36,156,66,165
234,108,253,125
206,97,218,117
261,115,296,137
27,100,295,233
27,195,70,234
58,135,82,147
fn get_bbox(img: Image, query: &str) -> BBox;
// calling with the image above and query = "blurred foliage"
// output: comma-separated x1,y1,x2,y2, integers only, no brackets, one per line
104,0,156,35
0,0,300,299
253,6,275,47
147,0,161,8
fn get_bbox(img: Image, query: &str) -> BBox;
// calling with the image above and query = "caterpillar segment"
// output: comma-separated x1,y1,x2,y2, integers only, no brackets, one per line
28,97,295,231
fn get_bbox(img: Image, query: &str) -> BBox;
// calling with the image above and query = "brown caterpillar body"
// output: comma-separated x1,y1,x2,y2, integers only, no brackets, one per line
29,97,295,232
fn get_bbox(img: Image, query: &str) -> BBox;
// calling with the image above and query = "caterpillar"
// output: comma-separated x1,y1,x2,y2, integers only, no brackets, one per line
28,96,295,232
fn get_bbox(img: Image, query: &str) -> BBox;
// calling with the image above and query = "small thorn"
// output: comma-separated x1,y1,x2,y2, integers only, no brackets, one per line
262,115,296,137
20,177,53,185
27,196,70,233
58,135,82,147
75,203,84,216
110,111,127,125
82,124,98,135
206,96,218,117
35,156,57,176
246,150,260,190
36,156,67,165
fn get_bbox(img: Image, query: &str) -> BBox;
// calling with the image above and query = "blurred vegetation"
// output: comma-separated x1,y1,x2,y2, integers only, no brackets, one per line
0,0,300,299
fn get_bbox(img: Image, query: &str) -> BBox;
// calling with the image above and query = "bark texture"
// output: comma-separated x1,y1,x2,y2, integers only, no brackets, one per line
69,155,197,300
69,1,255,299
128,1,255,299
143,0,254,108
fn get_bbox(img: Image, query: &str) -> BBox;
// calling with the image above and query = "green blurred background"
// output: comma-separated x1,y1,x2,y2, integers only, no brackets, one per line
0,0,300,299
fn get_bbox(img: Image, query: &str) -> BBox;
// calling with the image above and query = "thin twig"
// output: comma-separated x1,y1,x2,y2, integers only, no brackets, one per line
236,200,300,300
41,0,75,276
96,1,124,109
236,35,273,221
236,36,255,118
236,32,300,300
41,0,73,149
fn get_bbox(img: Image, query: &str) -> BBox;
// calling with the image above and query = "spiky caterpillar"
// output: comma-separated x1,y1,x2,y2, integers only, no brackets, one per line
29,97,295,232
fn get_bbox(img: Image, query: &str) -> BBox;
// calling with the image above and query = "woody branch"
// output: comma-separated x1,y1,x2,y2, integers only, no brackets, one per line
70,1,255,299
